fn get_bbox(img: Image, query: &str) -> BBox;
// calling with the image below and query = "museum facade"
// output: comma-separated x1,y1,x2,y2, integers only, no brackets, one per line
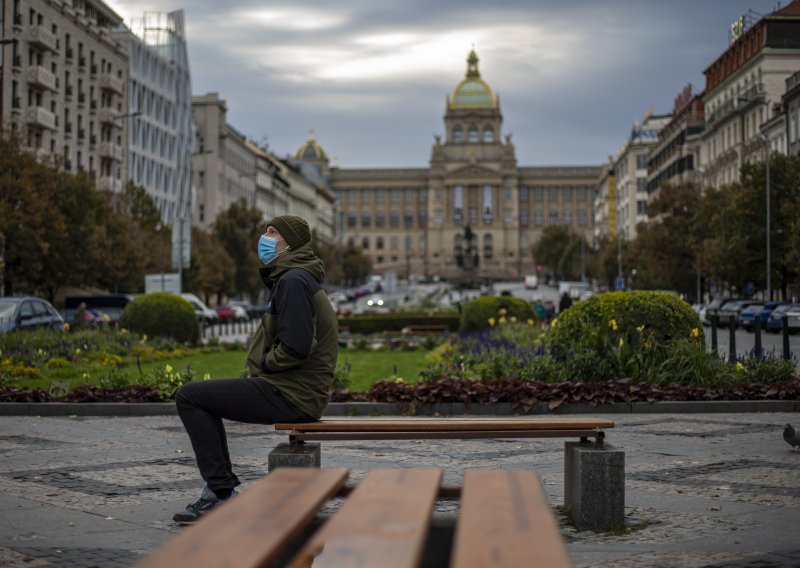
296,50,600,279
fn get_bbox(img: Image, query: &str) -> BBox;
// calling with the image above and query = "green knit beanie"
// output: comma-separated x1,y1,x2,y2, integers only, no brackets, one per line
266,215,311,250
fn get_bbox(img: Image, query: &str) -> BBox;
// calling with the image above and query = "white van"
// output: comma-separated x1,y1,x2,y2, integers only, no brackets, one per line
180,293,218,326
558,281,591,299
524,275,539,289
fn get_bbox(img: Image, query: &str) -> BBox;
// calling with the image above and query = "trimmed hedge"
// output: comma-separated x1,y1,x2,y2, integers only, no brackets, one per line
549,291,701,356
460,296,537,332
338,314,460,335
119,293,199,345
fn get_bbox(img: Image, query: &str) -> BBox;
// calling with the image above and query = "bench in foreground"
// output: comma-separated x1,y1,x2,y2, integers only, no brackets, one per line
271,417,624,531
138,468,573,568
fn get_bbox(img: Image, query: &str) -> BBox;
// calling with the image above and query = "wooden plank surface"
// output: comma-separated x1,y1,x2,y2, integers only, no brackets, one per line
451,469,573,568
137,468,348,568
275,417,614,432
288,468,442,568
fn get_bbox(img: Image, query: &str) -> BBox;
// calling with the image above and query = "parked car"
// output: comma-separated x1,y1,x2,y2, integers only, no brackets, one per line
785,305,800,334
766,303,798,333
180,293,218,326
214,305,236,322
702,297,740,325
716,300,760,328
227,300,260,320
0,297,65,333
328,290,351,304
739,301,789,331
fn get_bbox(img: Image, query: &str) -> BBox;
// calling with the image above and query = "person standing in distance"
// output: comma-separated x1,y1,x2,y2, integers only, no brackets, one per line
172,215,339,524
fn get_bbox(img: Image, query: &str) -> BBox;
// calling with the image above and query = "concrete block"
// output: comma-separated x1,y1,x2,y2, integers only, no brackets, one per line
268,442,321,472
564,441,625,531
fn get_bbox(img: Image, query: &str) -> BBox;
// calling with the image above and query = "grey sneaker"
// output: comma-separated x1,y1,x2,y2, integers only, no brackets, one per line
173,486,237,524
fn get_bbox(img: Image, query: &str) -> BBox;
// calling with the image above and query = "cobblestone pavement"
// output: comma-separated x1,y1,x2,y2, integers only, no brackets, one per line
0,413,798,567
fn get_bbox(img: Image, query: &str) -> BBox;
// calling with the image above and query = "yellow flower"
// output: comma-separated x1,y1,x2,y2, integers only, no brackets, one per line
120,328,128,335
394,377,405,384
636,325,645,333
609,319,618,331
488,317,496,327
736,362,744,371
691,328,700,338
510,316,517,323
499,308,507,316
499,317,507,325
203,373,211,381
527,318,535,326
619,338,624,348
165,364,173,374
63,323,70,331
551,318,557,328
101,313,111,322
75,348,81,354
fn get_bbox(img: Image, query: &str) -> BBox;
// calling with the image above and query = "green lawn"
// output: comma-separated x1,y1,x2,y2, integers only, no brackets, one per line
24,347,431,393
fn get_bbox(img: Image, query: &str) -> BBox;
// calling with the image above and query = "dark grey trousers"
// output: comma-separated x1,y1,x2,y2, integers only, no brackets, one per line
175,378,313,491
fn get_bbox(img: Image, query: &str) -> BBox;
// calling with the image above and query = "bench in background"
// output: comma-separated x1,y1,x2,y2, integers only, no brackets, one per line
138,468,573,568
271,417,624,531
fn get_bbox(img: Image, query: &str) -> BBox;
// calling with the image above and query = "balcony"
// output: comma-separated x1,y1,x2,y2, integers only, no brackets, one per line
26,66,57,91
99,74,124,95
25,107,57,130
96,175,122,193
99,142,123,161
26,25,57,52
98,108,118,126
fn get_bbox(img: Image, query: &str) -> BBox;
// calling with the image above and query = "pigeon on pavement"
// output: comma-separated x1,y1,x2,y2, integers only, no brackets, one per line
784,424,800,451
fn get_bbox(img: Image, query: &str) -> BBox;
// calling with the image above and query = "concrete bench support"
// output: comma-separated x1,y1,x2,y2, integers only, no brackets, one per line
564,441,625,531
268,442,321,472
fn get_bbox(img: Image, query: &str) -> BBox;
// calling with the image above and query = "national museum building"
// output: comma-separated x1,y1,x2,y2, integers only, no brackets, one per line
295,50,600,279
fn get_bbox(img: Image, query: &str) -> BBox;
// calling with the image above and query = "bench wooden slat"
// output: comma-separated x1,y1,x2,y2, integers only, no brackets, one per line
451,469,573,568
137,468,348,568
288,468,442,568
276,417,614,432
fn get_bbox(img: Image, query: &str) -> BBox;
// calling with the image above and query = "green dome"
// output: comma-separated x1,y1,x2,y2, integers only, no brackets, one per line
295,129,328,162
450,49,496,109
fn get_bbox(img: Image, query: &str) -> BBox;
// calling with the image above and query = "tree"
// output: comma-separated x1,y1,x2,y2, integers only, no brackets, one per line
341,244,371,286
531,225,583,280
188,226,235,304
212,199,264,299
311,230,344,285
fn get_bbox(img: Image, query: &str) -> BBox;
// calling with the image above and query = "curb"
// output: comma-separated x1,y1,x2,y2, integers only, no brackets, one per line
1,400,797,417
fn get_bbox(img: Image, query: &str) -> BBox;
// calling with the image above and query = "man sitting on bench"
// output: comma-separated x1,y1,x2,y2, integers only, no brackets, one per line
172,215,339,523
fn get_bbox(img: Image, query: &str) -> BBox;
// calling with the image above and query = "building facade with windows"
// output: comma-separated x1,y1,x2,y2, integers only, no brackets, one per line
785,69,800,156
1,0,128,194
297,50,599,279
699,2,800,187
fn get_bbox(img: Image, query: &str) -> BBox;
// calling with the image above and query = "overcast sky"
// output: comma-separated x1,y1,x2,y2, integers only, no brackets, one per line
109,0,781,168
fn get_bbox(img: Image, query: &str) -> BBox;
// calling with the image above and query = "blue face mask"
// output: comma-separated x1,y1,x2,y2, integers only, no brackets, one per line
258,235,285,265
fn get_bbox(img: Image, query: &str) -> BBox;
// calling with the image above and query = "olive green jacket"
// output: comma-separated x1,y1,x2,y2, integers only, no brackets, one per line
245,244,338,419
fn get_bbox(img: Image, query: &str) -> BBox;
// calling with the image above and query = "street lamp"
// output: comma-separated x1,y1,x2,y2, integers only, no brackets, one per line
761,131,771,300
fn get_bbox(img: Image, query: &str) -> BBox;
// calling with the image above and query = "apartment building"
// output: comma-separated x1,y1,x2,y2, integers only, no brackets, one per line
700,2,800,187
646,84,705,203
782,69,800,156
1,0,128,195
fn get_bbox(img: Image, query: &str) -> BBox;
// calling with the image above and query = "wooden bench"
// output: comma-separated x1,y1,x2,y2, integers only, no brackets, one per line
270,417,624,532
400,324,450,335
138,468,573,568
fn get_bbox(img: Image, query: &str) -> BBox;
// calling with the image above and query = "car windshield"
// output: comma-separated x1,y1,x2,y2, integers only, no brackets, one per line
0,301,17,319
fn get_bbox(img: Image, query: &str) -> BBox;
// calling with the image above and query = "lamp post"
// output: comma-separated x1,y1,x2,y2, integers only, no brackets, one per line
762,131,771,300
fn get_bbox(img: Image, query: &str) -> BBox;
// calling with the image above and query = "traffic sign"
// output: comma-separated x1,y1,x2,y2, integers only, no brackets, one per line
614,276,625,291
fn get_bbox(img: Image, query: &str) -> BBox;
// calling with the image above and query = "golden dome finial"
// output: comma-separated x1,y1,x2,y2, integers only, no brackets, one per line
466,48,480,78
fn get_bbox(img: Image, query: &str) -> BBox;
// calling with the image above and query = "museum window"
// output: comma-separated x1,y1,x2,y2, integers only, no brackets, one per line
483,126,494,143
534,209,544,226
482,185,493,224
504,209,512,225
419,188,428,203
578,209,587,226
483,234,493,259
434,210,443,226
453,185,464,225
405,188,414,203
563,187,573,201
361,213,371,227
405,235,412,251
418,211,427,228
348,213,356,228
519,186,529,202
390,211,400,227
468,124,478,143
362,237,369,250
391,188,400,203
548,210,558,225
361,189,371,203
577,186,588,201
548,187,559,202
376,212,385,227
520,235,529,255
520,209,529,226
419,236,426,252
564,209,572,226
453,125,464,143
404,211,414,228
390,236,398,251
348,189,356,204
533,187,544,202
469,207,478,225
376,188,385,204
376,237,384,250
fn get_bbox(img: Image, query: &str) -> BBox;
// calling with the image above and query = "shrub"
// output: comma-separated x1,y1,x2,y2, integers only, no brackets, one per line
119,293,199,345
460,296,537,332
549,291,701,356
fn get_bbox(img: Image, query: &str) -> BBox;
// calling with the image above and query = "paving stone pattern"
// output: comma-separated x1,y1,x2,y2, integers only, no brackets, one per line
0,413,798,567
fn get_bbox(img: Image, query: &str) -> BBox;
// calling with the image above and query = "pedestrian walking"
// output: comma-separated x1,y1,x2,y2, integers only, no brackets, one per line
172,215,339,523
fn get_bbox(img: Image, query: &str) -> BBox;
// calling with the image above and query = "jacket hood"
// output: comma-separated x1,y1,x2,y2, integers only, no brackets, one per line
259,243,325,288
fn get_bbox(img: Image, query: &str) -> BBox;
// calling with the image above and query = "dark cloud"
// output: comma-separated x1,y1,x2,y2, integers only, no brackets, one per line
112,0,779,167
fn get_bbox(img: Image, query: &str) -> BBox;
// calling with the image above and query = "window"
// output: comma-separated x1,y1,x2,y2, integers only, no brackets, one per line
564,209,572,225
418,211,427,228
390,236,398,251
562,187,573,201
469,207,477,225
348,189,356,204
454,234,464,257
362,237,369,250
636,153,648,170
534,209,543,226
347,237,355,247
376,212,385,227
347,213,356,228
519,186,529,202
504,209,512,225
483,233,493,259
453,125,463,143
405,235,412,251
577,186,588,201
361,213,371,227
404,188,414,203
548,210,558,225
637,200,648,215
434,210,442,226
391,188,400,203
520,235,529,254
578,209,587,226
418,189,428,203
419,236,426,252
520,209,529,226
482,126,494,143
482,185,493,223
404,211,413,228
376,188,385,203
390,211,399,227
361,189,371,203
468,124,478,143
533,187,544,202
548,187,559,202
636,178,647,193
453,185,464,224
376,237,384,250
